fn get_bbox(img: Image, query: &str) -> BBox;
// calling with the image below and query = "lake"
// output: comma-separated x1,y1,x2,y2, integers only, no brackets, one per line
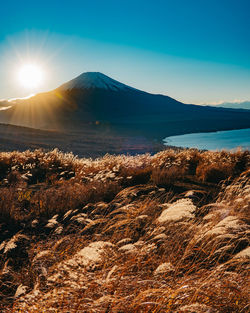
164,128,250,151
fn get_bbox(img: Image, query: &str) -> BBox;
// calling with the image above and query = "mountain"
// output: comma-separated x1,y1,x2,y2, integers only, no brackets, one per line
214,101,250,110
0,72,250,139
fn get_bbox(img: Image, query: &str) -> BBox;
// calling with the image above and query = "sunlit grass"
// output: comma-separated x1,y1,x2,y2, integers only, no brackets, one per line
0,148,249,312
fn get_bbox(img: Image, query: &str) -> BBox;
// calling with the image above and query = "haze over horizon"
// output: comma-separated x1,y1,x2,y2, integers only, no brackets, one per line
0,0,250,104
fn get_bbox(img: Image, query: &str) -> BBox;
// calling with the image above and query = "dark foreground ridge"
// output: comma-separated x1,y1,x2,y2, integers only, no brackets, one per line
0,123,166,158
0,148,249,312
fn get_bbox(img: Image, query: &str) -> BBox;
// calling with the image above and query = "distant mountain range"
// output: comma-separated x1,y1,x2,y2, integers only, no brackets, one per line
214,101,250,110
0,72,250,139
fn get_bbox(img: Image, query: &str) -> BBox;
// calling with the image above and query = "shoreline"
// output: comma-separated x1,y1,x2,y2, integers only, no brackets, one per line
164,128,250,151
0,122,249,158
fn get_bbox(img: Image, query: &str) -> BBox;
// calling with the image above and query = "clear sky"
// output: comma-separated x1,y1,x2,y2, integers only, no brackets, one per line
0,0,249,104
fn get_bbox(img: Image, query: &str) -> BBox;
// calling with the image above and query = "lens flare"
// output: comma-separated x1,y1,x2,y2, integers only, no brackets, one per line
18,64,44,89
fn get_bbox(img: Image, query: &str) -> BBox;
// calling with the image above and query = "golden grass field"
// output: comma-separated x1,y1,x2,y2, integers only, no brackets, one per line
0,148,249,312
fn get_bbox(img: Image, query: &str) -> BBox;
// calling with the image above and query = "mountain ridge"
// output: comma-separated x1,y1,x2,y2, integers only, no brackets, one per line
215,100,250,110
0,72,249,139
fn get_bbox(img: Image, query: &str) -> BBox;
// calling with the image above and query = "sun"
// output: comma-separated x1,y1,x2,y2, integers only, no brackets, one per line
18,64,44,89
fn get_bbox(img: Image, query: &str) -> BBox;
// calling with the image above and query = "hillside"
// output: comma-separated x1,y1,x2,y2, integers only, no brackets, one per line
0,123,165,158
0,148,249,312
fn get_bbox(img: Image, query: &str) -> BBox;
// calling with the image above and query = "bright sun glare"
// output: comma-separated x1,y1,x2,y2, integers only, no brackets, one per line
18,64,44,89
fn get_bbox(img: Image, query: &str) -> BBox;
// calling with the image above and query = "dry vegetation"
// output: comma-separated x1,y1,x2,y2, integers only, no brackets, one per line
0,148,249,312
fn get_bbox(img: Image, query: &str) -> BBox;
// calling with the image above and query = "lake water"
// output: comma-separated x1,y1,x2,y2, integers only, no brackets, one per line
164,128,250,151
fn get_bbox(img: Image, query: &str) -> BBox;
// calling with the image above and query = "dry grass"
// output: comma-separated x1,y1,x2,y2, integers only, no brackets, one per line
0,148,249,312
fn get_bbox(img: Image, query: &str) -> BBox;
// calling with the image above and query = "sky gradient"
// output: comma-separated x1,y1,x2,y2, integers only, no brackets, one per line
0,0,249,103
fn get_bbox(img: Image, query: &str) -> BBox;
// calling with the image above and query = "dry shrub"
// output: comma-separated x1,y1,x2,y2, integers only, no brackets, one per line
0,159,10,180
0,188,19,225
119,167,152,187
151,165,186,186
233,150,250,173
185,149,202,175
6,171,23,185
32,180,121,217
196,162,234,183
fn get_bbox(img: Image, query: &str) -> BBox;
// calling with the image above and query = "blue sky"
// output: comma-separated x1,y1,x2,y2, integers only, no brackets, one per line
0,0,249,103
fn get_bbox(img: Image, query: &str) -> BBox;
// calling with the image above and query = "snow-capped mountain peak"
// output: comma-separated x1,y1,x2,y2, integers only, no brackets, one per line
59,72,135,92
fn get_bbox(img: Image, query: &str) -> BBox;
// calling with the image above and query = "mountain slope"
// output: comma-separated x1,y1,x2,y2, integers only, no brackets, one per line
0,72,250,138
0,123,165,158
